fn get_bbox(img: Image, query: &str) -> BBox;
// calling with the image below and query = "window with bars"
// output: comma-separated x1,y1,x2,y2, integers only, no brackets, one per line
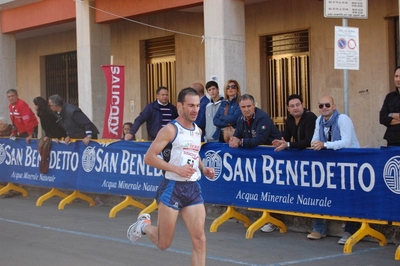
264,30,311,131
145,36,176,105
45,51,78,106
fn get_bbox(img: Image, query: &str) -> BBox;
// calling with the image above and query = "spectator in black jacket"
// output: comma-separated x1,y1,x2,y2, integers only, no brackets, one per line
34,96,67,174
272,94,317,151
33,96,67,140
48,94,99,146
379,66,400,146
228,94,281,148
260,94,317,233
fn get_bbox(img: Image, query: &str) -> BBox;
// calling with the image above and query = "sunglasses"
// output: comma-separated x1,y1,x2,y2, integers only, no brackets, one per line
318,103,331,109
226,85,237,89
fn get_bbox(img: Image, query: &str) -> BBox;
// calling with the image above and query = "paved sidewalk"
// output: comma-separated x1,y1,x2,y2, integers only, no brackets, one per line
0,194,397,266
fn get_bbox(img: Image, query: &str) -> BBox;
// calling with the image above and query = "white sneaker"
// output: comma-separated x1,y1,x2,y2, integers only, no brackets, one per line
338,231,352,245
127,213,151,243
260,223,278,233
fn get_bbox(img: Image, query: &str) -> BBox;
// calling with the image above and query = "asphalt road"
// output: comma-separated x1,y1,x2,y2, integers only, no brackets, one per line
0,193,398,266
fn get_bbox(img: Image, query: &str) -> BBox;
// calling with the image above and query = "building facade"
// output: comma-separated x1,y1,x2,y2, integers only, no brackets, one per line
0,0,398,147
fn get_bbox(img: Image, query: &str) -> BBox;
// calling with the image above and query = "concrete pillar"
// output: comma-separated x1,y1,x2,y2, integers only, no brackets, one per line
75,0,111,136
0,13,16,121
204,0,246,93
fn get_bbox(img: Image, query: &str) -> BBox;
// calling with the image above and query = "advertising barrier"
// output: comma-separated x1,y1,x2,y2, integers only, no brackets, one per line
0,139,162,198
0,139,400,222
199,142,400,222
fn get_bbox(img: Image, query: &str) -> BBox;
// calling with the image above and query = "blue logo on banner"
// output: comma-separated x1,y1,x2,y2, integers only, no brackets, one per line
383,155,400,194
0,144,6,164
203,150,223,181
82,146,96,172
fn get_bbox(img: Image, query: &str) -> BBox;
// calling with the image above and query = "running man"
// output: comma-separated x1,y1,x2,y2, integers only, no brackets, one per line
127,87,215,266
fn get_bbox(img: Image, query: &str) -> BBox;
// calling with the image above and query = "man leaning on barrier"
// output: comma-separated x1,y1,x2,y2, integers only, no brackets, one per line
308,95,360,244
48,94,99,146
228,94,281,148
7,89,39,144
259,94,317,233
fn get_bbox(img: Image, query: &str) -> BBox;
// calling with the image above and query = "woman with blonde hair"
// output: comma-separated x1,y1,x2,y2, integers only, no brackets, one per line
213,79,242,142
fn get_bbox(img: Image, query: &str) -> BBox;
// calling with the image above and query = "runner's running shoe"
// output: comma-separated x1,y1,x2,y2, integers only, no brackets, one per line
127,213,151,242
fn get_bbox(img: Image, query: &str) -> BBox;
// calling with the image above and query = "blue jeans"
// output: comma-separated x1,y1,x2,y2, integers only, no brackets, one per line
313,220,360,235
312,219,326,235
344,222,360,234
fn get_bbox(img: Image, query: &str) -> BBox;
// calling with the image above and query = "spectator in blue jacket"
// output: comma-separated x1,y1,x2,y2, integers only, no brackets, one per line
213,79,242,142
229,94,281,148
192,82,210,142
125,86,178,141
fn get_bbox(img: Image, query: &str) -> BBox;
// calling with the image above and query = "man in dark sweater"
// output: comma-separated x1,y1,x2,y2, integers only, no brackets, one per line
125,86,178,141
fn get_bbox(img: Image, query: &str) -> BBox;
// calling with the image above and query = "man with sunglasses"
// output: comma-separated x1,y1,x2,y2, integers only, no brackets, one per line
308,95,360,244
310,95,359,151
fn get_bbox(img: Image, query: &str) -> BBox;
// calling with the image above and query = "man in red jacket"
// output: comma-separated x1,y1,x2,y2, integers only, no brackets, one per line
7,89,38,144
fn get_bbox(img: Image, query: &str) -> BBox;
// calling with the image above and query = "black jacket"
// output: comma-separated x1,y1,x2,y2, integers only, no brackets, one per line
379,88,400,145
57,103,99,139
38,112,67,139
282,109,317,149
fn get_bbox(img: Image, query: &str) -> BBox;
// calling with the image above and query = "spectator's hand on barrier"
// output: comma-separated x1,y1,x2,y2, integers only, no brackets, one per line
64,136,71,146
202,167,215,179
25,134,32,144
229,136,241,148
124,133,133,141
311,140,325,151
82,136,91,146
272,137,288,152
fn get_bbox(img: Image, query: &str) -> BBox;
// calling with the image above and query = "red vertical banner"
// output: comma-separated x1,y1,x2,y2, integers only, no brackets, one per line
102,65,125,139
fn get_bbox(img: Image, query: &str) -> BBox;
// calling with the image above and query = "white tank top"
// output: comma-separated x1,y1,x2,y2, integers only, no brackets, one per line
163,120,202,182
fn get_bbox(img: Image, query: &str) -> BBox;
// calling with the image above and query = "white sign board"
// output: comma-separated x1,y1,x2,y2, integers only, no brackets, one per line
334,26,359,70
324,0,368,19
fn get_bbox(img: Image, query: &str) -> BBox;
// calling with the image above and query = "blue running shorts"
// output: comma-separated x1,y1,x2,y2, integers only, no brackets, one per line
155,178,204,210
